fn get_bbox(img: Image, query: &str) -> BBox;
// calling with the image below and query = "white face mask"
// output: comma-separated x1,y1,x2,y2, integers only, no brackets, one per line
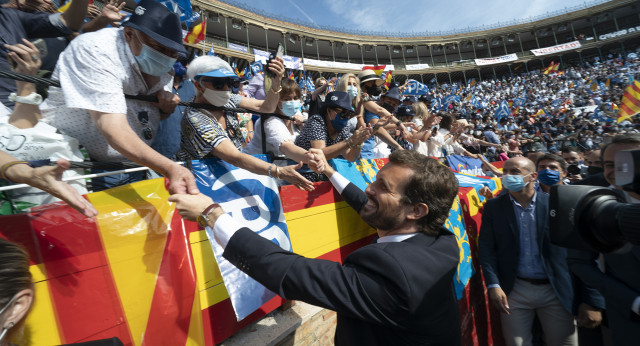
202,88,231,107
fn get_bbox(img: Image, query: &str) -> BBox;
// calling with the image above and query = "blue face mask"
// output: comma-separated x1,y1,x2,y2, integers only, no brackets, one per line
538,168,561,186
173,61,186,77
281,100,301,117
330,110,350,132
134,32,176,76
347,85,358,100
501,173,531,192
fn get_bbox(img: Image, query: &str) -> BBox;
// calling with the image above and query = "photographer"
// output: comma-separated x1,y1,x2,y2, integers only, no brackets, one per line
567,134,640,346
562,146,585,183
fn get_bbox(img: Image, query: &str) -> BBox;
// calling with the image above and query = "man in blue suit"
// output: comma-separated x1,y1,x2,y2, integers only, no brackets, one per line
479,156,579,346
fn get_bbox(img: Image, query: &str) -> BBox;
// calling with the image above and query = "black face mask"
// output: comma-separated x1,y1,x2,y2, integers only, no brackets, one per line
365,84,381,97
587,166,604,175
381,102,396,114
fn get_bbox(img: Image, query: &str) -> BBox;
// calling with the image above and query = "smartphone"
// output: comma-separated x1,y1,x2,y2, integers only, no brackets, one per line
264,43,284,93
30,38,48,59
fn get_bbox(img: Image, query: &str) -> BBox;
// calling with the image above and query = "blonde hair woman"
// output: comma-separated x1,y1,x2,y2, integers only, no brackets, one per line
336,73,365,130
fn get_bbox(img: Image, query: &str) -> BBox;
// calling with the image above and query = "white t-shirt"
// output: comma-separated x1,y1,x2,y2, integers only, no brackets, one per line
244,115,299,166
41,28,172,162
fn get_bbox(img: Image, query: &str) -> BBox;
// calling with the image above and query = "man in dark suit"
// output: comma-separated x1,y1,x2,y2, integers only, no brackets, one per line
170,150,462,345
479,156,580,346
567,134,640,346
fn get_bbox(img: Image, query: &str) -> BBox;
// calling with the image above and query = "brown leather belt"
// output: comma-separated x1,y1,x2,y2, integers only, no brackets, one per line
517,276,550,285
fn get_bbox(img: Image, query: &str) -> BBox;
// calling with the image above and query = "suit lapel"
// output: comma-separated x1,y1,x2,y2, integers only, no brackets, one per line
501,194,520,243
535,193,548,248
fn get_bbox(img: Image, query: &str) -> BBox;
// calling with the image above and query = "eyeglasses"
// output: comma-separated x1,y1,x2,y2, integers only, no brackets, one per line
201,78,241,90
138,111,153,140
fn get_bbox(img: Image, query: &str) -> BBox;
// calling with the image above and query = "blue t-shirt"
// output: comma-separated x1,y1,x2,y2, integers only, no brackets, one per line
360,110,379,159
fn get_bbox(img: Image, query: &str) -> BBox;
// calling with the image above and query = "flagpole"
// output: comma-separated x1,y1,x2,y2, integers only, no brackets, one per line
201,12,206,55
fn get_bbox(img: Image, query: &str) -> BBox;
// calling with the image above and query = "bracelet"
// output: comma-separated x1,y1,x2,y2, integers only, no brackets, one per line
8,92,42,105
248,131,254,134
269,86,283,94
267,164,274,178
0,161,30,181
275,166,281,179
345,137,353,149
396,120,402,127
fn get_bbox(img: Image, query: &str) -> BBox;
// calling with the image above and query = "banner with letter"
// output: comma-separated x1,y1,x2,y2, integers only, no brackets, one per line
254,49,304,70
405,63,430,70
403,79,430,95
531,41,581,56
447,155,485,176
474,53,518,66
190,158,290,321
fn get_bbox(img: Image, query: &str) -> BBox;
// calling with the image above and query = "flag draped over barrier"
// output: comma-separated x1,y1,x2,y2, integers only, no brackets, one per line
0,157,504,345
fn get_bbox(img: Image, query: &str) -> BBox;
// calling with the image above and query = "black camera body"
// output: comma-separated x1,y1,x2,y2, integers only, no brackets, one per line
549,150,640,253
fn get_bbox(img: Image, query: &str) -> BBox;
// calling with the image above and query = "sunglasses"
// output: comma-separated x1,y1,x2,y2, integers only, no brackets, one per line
201,78,241,90
332,108,355,119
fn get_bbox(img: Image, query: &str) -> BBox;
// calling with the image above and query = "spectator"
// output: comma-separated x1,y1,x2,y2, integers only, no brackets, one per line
0,0,89,108
294,91,373,181
174,55,314,190
41,0,197,194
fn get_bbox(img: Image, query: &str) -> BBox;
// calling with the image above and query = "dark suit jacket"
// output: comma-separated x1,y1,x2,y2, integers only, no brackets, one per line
478,192,577,313
568,246,640,346
223,182,462,345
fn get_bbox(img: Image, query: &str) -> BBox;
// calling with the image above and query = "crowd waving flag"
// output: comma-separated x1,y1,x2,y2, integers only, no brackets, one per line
362,65,386,76
542,61,560,75
618,80,640,123
184,17,206,44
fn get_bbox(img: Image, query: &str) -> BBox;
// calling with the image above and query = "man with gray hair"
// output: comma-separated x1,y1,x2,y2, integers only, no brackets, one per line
41,0,197,194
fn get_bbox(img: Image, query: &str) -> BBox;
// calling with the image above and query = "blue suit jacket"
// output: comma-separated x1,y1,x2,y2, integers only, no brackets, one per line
478,192,576,313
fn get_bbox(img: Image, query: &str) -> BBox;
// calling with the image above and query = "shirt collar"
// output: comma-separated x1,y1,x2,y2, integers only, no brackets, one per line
377,233,418,243
508,190,537,209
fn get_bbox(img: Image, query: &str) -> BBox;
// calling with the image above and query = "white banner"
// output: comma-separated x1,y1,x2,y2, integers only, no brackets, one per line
598,25,640,41
302,58,395,72
531,41,581,56
254,48,304,70
474,53,518,66
405,63,430,70
227,42,249,53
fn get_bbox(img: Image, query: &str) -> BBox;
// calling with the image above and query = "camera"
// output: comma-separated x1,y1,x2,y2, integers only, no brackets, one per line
567,163,581,176
549,150,640,253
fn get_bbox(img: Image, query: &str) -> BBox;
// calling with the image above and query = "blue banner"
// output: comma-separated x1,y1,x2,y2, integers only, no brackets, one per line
447,155,485,176
494,100,510,120
154,0,194,22
191,157,291,320
403,80,430,95
250,61,263,75
443,94,460,106
513,97,526,107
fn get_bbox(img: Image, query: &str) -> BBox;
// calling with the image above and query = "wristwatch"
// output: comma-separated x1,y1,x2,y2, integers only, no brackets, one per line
197,203,222,228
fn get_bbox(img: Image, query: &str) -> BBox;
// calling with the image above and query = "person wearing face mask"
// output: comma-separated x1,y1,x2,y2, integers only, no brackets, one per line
359,86,406,159
175,56,314,191
41,0,198,194
244,79,318,177
535,153,568,194
336,73,365,132
151,60,195,159
479,156,588,346
294,91,373,182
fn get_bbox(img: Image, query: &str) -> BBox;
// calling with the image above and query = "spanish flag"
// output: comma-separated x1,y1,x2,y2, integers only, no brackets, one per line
533,108,547,117
184,19,206,44
384,70,393,88
618,80,640,123
362,65,386,76
542,61,559,75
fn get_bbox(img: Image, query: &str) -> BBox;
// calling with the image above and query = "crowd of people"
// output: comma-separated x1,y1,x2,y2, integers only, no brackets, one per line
1,0,640,345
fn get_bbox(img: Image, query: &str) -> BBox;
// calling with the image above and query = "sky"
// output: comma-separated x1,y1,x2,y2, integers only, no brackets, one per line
223,0,609,36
